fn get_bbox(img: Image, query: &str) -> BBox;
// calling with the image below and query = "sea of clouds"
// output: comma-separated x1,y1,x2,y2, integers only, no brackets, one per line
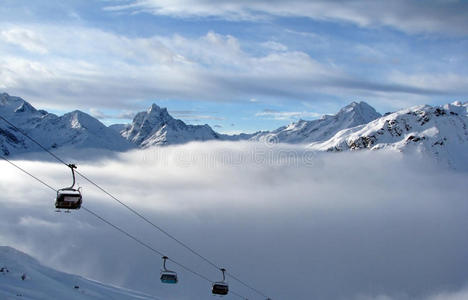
1,141,468,300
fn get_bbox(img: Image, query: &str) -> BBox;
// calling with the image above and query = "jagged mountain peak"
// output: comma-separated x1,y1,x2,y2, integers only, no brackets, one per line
147,103,165,112
14,101,37,114
132,103,173,127
308,102,468,169
146,103,171,119
121,103,220,147
0,93,135,155
0,92,16,103
64,110,105,128
250,101,381,144
336,100,381,121
1,93,31,112
338,100,362,111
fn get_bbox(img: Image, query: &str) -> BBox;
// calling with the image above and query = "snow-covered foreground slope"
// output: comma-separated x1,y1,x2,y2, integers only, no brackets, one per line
0,246,158,300
0,93,135,156
249,101,381,144
120,104,221,147
308,101,468,169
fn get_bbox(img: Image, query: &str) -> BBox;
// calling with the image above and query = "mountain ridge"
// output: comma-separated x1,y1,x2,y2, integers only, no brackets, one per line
0,93,135,156
308,101,468,169
2,92,468,170
120,103,221,147
249,101,381,144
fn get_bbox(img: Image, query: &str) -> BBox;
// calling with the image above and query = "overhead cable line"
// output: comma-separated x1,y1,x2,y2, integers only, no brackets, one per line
0,115,272,299
0,155,249,299
0,115,70,166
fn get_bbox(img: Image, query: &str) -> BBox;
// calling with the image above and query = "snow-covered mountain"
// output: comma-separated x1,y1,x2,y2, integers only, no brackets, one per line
0,93,135,156
0,246,158,300
249,101,381,144
120,103,221,147
3,92,468,169
308,101,468,168
0,94,385,152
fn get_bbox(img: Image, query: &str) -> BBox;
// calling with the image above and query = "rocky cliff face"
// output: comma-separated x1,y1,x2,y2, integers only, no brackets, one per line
120,103,221,147
308,101,468,169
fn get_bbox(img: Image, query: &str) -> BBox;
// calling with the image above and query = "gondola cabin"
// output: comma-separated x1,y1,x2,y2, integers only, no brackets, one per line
160,256,178,284
212,282,229,295
160,270,178,284
212,268,229,295
55,164,82,210
55,189,82,210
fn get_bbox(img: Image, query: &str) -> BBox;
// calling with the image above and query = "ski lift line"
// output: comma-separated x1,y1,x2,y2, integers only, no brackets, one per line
231,290,247,299
82,207,250,300
75,169,221,268
75,156,270,298
0,156,249,300
1,115,221,268
80,207,215,285
0,155,57,192
0,115,273,300
226,273,269,299
81,207,165,257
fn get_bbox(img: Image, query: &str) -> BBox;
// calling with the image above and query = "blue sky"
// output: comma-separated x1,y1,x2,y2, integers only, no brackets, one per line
1,0,468,133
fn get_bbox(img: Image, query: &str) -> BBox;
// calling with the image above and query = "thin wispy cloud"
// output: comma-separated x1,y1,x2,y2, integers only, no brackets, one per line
255,109,321,121
0,28,48,54
1,23,466,115
169,110,225,121
89,108,136,120
261,41,288,52
106,0,468,35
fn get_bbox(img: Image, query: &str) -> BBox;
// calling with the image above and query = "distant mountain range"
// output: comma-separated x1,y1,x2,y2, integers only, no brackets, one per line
249,101,381,144
0,246,158,300
308,101,468,168
0,92,379,152
1,92,467,168
0,93,134,156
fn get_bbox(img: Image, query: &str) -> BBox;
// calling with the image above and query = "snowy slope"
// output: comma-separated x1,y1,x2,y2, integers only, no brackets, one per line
249,101,381,144
308,101,468,169
120,104,221,147
0,246,159,300
0,93,135,156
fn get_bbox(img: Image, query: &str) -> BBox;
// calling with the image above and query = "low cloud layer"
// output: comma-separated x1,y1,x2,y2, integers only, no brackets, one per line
1,142,468,299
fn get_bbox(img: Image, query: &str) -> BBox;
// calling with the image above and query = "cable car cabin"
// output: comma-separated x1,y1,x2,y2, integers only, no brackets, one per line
160,256,178,284
212,282,229,295
55,164,82,210
160,270,178,284
55,189,82,210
